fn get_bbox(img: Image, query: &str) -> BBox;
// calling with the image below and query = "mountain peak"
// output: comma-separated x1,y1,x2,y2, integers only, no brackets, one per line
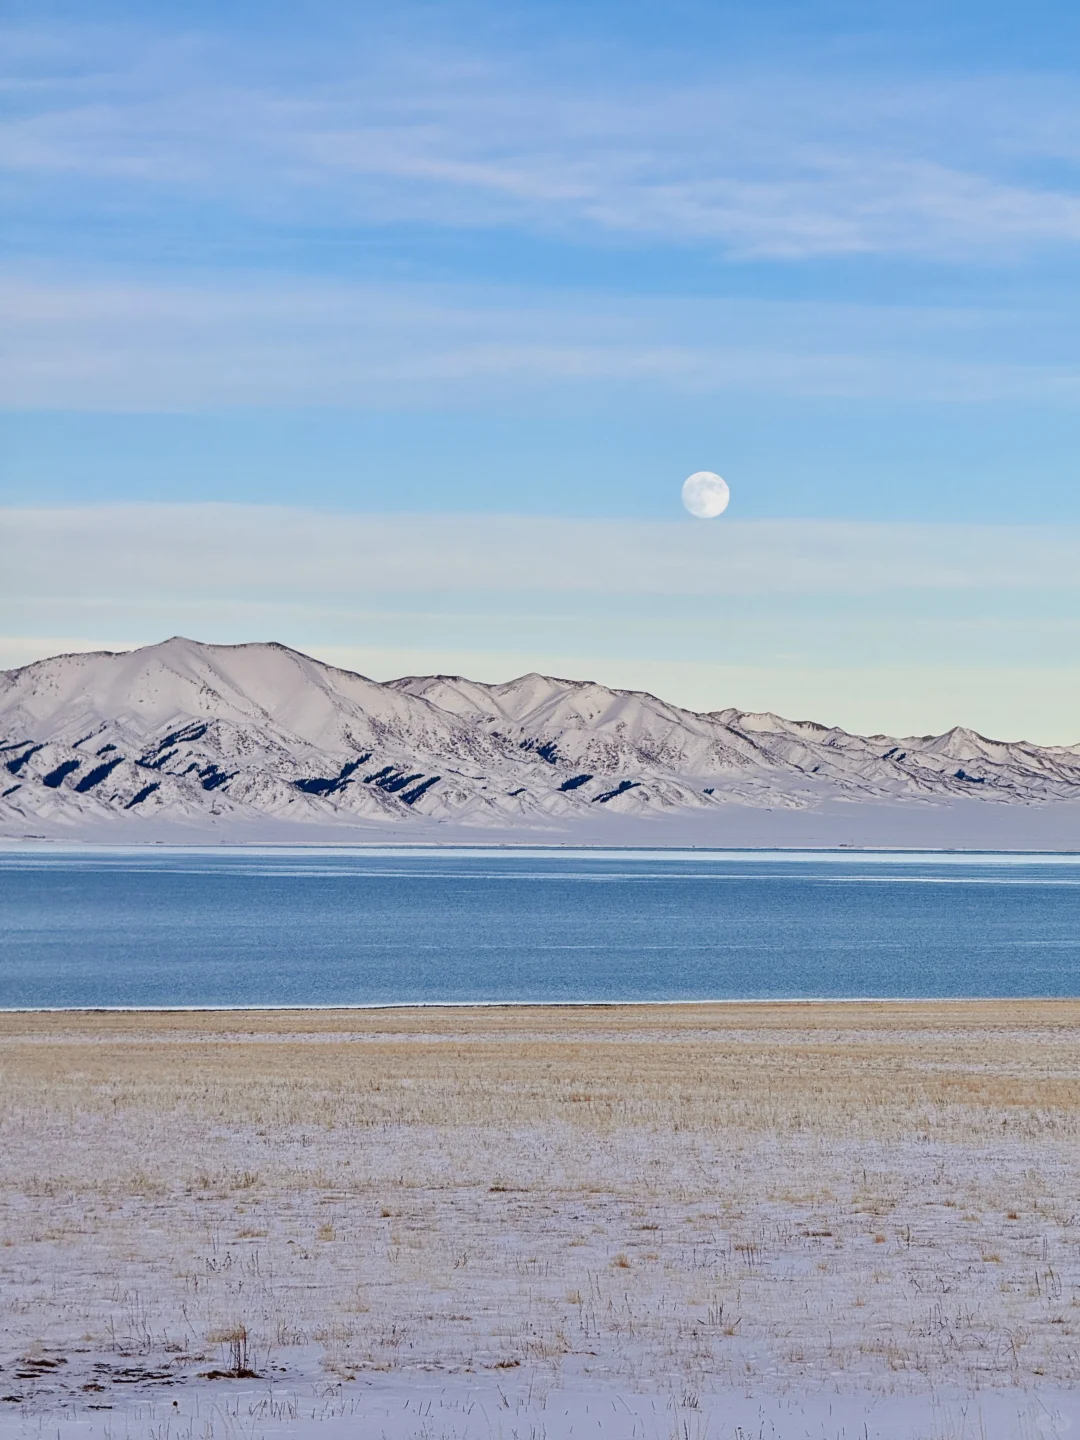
3,637,1077,838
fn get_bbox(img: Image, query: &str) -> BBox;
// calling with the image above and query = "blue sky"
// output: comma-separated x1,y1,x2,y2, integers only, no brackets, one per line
4,0,1080,737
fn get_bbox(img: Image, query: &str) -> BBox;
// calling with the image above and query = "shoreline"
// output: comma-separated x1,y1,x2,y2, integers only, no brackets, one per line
7,994,1080,1031
5,834,1080,855
5,992,1080,1015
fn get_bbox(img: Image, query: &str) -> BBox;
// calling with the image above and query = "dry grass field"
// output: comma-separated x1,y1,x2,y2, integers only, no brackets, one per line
2,1001,1080,1433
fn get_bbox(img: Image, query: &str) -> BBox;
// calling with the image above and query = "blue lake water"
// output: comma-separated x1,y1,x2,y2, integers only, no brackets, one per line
2,846,1080,1008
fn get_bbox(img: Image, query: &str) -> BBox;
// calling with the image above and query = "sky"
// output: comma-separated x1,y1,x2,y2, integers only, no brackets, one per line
4,0,1080,739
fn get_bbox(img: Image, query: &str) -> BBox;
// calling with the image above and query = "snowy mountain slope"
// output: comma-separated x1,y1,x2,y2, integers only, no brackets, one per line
2,636,1080,840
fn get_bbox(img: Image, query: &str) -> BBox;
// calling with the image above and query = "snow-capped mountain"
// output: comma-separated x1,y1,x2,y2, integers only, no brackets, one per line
3,637,1080,842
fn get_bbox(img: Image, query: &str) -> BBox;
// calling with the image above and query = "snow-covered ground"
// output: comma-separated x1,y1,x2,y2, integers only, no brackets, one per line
3,1003,1080,1439
4,1363,1077,1439
4,637,1080,846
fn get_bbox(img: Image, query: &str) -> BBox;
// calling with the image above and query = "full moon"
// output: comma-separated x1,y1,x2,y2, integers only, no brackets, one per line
681,470,730,519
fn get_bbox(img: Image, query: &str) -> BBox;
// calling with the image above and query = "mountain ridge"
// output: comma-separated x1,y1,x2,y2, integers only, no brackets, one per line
3,636,1080,843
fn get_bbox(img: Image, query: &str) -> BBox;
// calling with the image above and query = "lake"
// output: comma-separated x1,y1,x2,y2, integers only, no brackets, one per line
2,845,1080,1008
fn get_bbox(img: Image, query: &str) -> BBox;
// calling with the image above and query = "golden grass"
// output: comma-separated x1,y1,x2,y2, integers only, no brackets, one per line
2,1001,1080,1394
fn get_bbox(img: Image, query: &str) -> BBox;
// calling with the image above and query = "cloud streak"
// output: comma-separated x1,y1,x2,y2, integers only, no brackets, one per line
4,505,1080,597
4,273,1079,411
7,18,1080,263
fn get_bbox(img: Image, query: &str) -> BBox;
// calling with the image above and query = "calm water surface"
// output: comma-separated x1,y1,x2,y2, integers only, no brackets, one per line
1,846,1079,1008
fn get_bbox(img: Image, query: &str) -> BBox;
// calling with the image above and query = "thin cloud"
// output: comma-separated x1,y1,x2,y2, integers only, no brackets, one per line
6,19,1080,261
4,505,1080,597
3,272,1079,409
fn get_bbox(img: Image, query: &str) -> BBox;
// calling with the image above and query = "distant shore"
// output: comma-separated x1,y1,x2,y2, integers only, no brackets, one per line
4,832,1080,853
6,789,1080,851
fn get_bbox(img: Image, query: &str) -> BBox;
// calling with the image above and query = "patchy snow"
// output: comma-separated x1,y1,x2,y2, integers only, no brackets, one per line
3,637,1080,844
4,1003,1080,1438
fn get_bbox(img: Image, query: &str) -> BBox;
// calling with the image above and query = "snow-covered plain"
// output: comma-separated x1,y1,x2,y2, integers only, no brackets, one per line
3,637,1080,846
2,1002,1080,1440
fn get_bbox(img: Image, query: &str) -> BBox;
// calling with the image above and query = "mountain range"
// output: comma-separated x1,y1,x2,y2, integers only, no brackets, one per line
3,637,1080,847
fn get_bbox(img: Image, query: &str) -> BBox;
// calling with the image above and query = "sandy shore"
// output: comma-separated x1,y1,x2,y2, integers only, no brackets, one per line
3,1001,1080,1438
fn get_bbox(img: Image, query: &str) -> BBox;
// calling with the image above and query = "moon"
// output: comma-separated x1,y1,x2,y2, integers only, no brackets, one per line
681,471,730,519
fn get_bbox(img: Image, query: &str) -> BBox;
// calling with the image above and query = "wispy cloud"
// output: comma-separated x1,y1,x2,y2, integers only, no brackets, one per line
4,504,1080,597
3,272,1079,410
6,18,1080,263
7,15,1080,421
